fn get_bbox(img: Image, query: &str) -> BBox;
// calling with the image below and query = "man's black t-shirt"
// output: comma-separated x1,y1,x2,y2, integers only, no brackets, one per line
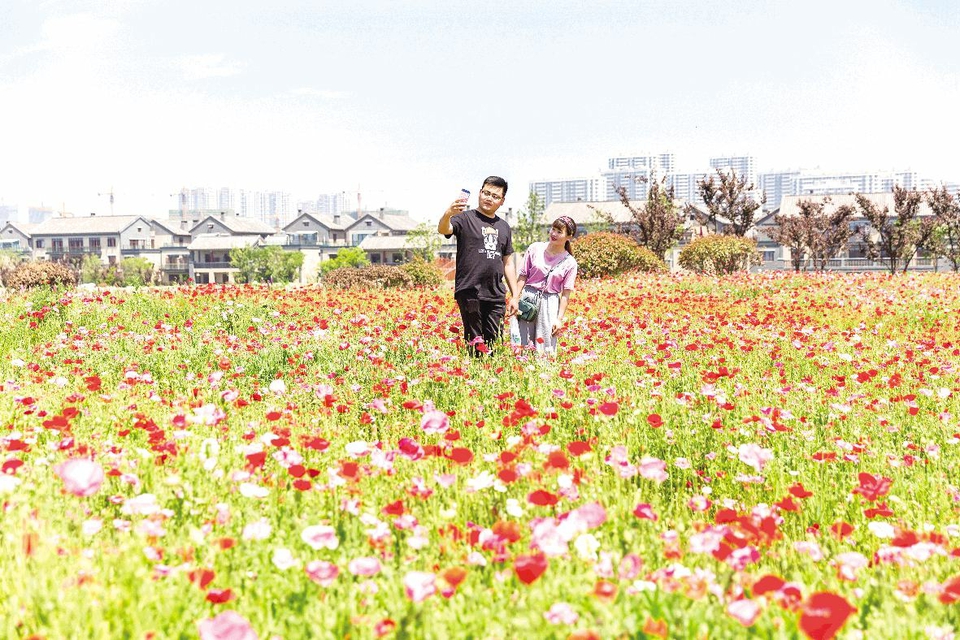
447,209,514,301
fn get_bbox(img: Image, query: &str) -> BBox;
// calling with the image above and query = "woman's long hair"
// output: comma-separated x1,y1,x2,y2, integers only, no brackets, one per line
553,216,578,255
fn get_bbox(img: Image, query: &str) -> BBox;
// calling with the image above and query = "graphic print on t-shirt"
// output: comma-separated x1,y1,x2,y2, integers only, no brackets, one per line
481,226,500,259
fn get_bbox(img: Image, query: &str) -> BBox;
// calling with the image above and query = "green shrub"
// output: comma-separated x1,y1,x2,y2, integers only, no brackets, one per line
2,260,78,289
319,247,370,276
678,234,759,275
399,257,444,287
572,232,666,278
323,264,415,289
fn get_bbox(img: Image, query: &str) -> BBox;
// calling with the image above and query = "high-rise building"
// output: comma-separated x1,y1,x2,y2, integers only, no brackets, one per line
668,172,710,204
530,178,602,208
601,154,676,201
28,206,55,224
709,156,757,188
0,203,17,223
759,169,923,211
218,187,236,212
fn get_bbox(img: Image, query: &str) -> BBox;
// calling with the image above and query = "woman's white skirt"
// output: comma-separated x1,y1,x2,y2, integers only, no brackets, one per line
510,288,560,356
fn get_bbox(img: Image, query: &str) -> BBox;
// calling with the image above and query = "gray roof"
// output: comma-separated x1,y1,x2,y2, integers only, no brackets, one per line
282,212,347,233
31,215,152,236
1,221,39,237
150,218,193,236
191,215,277,235
348,213,421,233
542,201,634,226
188,234,261,251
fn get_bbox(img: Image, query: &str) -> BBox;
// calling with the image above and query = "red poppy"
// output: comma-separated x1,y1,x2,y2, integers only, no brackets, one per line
647,413,663,428
939,575,960,604
642,617,668,638
798,592,855,640
753,574,785,595
188,568,215,589
205,588,235,604
527,490,559,506
598,402,619,416
567,441,592,456
852,472,892,502
789,482,814,499
447,447,474,465
513,553,548,585
830,522,854,540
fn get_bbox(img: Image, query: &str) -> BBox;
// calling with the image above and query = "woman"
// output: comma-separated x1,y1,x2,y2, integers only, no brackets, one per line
511,216,579,356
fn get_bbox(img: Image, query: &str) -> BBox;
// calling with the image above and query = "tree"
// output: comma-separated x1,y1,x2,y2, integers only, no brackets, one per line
513,191,544,252
79,254,103,283
696,168,764,236
406,223,442,262
319,246,369,276
775,198,856,272
615,176,685,260
769,214,807,272
230,246,304,283
854,186,938,274
926,185,960,272
118,256,154,286
812,203,855,271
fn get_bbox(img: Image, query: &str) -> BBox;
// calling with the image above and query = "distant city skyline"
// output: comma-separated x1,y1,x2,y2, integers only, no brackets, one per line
2,148,959,226
2,1,958,223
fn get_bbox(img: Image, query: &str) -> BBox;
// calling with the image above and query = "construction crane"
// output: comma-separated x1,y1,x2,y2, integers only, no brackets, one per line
98,187,115,215
167,188,188,221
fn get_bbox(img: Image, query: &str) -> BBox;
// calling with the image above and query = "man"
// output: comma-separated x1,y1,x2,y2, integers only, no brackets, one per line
438,176,519,355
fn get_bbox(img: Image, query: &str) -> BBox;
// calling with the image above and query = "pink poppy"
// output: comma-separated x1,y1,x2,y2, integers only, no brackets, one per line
305,560,339,587
348,556,382,576
544,602,579,625
638,457,668,483
420,410,449,435
301,524,339,550
737,443,774,472
727,599,761,626
55,458,105,497
403,571,436,603
198,610,258,640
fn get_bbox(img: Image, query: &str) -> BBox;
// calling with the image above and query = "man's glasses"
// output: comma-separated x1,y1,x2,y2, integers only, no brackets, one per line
480,189,504,202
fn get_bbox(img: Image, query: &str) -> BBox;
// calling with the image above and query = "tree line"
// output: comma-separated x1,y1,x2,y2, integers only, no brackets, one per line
525,167,960,275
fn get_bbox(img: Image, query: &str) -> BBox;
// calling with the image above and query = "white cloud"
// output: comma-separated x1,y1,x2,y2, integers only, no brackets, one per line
175,53,244,81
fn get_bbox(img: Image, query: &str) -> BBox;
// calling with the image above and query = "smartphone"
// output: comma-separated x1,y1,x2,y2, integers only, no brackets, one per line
457,188,470,204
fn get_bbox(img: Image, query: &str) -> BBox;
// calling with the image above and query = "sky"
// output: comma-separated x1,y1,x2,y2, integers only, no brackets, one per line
1,0,959,222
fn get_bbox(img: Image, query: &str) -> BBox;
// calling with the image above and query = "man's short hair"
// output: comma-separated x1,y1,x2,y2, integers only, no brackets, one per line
482,176,508,197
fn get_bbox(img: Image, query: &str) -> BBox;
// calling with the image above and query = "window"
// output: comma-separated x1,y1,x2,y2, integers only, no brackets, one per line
762,250,775,262
107,237,117,247
365,220,372,227
207,224,214,231
89,237,101,250
52,239,63,251
302,221,309,227
36,239,44,248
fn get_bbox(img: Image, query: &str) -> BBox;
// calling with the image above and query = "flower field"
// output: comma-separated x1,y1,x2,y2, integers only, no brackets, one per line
2,273,960,639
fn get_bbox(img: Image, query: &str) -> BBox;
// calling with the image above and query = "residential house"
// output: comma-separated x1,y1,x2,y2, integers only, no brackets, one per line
0,221,36,255
346,210,420,254
282,211,350,282
28,214,155,266
147,219,193,283
188,213,277,284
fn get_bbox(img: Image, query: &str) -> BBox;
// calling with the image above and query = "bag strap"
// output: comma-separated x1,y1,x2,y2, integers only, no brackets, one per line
536,253,568,294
